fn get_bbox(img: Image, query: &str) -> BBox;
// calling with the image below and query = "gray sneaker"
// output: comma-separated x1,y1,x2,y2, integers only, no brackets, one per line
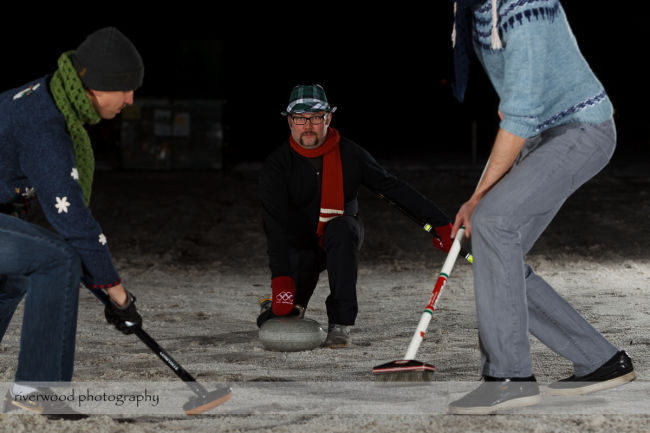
323,324,351,348
3,387,88,420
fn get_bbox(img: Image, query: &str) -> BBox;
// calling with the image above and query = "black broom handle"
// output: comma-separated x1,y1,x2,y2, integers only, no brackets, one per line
90,289,209,398
371,190,474,263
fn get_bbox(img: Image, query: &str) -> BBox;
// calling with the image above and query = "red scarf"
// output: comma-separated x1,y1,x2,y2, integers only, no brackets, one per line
290,128,343,247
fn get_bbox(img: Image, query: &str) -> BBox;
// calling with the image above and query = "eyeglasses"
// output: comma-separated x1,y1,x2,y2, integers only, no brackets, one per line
290,114,327,125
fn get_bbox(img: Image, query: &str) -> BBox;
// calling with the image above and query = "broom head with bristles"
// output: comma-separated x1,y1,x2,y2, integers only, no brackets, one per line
372,359,435,382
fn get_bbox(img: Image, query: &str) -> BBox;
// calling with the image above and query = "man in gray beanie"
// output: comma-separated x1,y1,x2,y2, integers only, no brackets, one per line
0,27,144,419
71,27,144,92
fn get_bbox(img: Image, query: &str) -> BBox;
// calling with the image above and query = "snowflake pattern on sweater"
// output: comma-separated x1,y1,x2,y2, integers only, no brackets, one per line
0,76,120,288
55,196,71,214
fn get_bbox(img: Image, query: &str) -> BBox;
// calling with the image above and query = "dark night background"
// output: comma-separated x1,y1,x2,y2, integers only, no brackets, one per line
2,6,647,169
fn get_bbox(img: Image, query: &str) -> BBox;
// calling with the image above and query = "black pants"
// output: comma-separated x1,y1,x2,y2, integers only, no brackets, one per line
289,216,364,326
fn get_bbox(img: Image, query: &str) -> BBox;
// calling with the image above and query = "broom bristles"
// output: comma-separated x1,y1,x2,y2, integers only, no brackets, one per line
372,359,435,383
374,370,435,383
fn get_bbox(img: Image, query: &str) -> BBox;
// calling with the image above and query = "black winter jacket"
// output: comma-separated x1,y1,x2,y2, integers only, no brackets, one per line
259,136,450,277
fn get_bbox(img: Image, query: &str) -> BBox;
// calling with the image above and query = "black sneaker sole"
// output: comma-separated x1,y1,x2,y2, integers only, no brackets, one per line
546,371,637,396
448,393,541,415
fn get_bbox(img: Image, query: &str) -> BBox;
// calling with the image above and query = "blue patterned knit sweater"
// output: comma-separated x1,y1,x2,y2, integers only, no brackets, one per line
472,0,613,138
0,76,120,289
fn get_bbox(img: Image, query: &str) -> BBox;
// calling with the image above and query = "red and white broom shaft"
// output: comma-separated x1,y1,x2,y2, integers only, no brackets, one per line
397,158,490,363
403,226,466,360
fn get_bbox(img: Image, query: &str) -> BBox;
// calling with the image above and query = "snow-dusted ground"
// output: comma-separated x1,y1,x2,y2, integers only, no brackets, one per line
1,158,648,432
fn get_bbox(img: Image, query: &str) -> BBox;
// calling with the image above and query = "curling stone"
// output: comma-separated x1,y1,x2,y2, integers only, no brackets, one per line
259,317,326,352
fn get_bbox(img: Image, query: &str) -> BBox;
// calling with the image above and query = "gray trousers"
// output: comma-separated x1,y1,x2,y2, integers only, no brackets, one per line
471,119,618,378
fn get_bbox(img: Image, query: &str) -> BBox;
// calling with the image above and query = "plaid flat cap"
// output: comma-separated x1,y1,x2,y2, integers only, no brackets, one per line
281,84,337,116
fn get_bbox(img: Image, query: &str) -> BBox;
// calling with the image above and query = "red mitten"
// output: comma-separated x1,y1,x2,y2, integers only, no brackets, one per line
432,223,453,253
272,276,295,316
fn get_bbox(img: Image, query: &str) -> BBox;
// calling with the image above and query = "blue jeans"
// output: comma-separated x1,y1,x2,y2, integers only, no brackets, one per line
0,213,81,382
471,120,618,378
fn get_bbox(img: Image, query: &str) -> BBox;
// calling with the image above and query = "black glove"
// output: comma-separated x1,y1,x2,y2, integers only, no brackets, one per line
257,306,274,328
105,291,142,335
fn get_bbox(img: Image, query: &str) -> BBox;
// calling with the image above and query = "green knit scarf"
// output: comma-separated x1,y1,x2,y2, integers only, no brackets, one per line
49,51,101,206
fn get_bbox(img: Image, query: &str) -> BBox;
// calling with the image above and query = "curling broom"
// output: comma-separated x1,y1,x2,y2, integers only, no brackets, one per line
372,227,467,381
372,159,490,381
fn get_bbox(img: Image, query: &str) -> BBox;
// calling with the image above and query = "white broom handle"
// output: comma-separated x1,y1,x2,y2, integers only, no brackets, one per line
440,227,465,276
404,227,465,360
404,314,432,361
402,157,491,361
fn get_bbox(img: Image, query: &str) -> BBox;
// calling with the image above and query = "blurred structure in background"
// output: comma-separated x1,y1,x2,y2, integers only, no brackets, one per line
119,99,224,171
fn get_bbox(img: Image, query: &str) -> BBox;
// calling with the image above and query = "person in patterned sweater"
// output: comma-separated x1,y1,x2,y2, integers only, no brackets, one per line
0,27,143,418
447,0,635,414
258,84,453,348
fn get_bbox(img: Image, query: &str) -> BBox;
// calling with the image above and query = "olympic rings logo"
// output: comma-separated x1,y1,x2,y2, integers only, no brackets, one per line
275,291,294,304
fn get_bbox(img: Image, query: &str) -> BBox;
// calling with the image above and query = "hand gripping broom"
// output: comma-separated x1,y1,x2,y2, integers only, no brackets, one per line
91,289,232,414
372,227,468,381
371,191,473,265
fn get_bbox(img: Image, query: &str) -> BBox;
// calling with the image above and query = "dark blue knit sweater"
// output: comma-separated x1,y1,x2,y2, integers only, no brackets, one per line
0,76,120,289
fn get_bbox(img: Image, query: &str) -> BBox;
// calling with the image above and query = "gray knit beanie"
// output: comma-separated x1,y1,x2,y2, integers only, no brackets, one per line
70,27,144,91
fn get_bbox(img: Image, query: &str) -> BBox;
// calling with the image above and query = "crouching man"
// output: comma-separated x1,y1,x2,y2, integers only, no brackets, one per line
258,84,452,348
